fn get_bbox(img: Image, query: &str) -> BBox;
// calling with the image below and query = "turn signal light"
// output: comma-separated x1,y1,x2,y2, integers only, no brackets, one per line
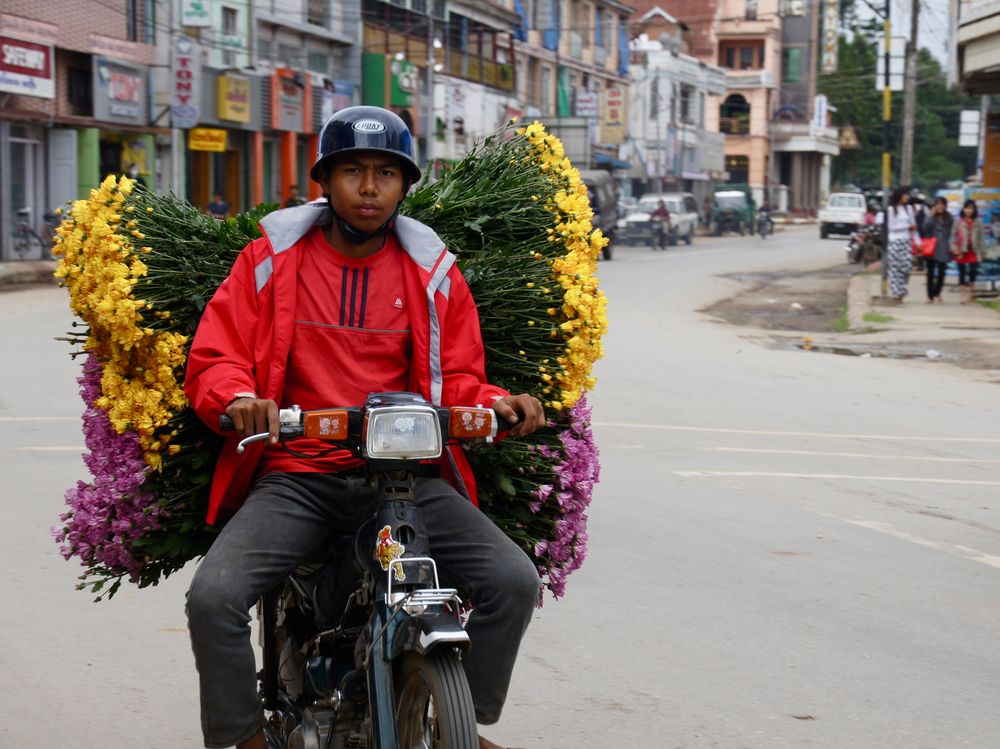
448,407,496,439
303,410,350,440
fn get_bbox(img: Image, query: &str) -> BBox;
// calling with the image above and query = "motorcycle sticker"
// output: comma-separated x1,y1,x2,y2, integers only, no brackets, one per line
375,524,406,581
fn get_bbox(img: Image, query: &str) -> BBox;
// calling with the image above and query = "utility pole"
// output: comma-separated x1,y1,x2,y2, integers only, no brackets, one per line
425,13,434,176
881,0,892,293
899,0,920,185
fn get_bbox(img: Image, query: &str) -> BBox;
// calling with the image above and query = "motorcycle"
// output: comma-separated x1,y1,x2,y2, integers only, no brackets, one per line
650,213,670,251
758,210,773,239
220,392,511,749
846,224,882,265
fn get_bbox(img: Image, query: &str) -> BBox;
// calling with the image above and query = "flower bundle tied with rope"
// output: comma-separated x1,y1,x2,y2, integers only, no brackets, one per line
53,121,607,601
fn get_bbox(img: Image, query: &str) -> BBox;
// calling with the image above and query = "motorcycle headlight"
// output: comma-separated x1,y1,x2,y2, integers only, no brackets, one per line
363,406,442,460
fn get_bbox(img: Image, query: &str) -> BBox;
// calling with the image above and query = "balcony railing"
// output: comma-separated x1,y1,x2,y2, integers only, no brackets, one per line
446,53,514,92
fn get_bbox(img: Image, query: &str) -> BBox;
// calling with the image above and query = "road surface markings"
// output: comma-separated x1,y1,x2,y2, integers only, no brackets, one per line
704,446,1000,465
10,446,83,452
673,470,1000,487
594,421,1000,444
813,512,1000,570
0,416,78,422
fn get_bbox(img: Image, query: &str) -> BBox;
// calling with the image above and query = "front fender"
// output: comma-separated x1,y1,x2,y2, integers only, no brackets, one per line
387,610,470,661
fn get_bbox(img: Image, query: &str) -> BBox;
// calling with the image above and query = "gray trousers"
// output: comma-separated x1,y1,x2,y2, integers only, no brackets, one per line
186,472,540,748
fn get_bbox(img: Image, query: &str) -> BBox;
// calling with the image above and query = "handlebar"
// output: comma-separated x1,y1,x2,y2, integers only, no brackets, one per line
219,404,514,455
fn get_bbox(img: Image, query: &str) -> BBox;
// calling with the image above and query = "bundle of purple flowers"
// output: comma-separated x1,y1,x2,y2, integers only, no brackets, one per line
55,355,161,580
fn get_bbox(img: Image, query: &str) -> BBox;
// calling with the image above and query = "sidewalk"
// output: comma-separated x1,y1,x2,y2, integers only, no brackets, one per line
0,260,58,287
841,270,1000,371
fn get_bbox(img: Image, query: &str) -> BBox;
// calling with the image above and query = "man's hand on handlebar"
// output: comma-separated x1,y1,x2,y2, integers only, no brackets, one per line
491,394,546,437
225,397,280,443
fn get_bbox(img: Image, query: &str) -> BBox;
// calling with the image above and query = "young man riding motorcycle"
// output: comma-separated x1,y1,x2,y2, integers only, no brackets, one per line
649,199,671,249
183,106,546,749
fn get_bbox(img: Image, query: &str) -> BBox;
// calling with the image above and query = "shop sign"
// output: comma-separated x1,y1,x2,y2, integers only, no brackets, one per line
89,34,146,64
181,0,212,28
273,68,305,133
0,14,58,45
390,58,417,107
602,86,624,145
171,36,201,129
321,78,354,123
821,0,839,74
93,58,147,125
0,34,54,99
575,92,598,118
218,74,250,123
189,128,227,152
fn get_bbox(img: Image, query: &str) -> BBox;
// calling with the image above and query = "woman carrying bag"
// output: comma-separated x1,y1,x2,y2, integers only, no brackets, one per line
882,186,918,303
920,197,954,304
952,199,985,304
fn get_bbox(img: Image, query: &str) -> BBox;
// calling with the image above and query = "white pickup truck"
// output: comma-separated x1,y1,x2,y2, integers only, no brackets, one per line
818,193,867,238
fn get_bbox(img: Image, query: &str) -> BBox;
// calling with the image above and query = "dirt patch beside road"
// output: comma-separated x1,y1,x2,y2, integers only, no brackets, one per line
701,265,856,332
701,264,1000,375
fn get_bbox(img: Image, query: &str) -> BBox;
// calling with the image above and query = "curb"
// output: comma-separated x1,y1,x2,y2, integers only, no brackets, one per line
846,273,873,331
0,261,58,287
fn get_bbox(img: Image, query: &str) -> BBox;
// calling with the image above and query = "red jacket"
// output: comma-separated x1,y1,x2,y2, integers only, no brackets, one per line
184,205,509,524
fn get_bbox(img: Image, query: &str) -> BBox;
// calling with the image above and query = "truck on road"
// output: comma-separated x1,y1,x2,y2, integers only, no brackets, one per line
819,192,867,238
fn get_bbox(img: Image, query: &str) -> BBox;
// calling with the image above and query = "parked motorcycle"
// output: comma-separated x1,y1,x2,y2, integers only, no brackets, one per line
220,392,511,749
845,224,882,265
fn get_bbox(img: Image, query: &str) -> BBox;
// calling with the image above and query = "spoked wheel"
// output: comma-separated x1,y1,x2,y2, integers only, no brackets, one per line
396,650,477,749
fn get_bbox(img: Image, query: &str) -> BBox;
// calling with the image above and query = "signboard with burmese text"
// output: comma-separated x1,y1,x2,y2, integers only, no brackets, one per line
0,34,54,98
189,128,227,152
218,74,250,123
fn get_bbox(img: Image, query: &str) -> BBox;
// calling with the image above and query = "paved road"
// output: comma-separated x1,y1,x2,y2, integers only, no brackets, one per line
3,226,999,748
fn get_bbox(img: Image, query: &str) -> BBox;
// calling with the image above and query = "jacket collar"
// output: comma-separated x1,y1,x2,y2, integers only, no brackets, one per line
259,202,453,282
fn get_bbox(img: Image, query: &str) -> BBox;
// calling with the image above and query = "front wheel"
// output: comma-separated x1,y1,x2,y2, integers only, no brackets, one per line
396,649,478,749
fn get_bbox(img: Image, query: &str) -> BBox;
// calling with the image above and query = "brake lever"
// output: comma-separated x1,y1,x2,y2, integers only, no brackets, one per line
236,433,271,454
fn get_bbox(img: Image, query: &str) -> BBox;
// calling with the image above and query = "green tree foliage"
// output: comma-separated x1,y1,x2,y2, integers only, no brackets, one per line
819,35,978,190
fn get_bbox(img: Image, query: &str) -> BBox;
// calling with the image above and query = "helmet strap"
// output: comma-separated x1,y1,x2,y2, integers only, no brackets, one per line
326,197,399,246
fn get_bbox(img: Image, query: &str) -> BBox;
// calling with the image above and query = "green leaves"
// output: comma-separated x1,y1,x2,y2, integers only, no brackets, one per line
819,37,977,189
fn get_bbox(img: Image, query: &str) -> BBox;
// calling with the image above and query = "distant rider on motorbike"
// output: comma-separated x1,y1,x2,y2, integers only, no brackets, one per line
650,199,671,249
758,201,772,238
183,106,546,749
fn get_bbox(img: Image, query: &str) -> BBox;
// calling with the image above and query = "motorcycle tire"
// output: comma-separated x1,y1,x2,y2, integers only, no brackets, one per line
395,649,477,749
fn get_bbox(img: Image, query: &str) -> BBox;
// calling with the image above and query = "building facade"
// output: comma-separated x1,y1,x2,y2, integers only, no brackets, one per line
1,1,157,259
952,0,1000,189
0,0,667,260
770,0,838,213
510,0,635,170
626,25,727,201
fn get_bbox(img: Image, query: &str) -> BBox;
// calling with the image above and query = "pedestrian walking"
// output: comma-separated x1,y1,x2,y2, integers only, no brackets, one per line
952,199,985,304
920,197,954,304
881,186,918,303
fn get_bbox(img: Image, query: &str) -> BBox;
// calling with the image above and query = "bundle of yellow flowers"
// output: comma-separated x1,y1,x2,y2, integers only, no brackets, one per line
54,121,607,600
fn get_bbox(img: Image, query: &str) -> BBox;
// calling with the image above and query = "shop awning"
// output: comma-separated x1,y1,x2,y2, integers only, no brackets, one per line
593,153,631,169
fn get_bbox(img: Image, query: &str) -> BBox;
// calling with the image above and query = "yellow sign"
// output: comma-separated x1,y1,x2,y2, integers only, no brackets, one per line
218,75,250,123
189,128,227,152
602,86,625,145
838,126,860,149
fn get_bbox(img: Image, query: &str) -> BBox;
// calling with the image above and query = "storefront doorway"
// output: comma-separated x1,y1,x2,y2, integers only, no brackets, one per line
3,123,47,260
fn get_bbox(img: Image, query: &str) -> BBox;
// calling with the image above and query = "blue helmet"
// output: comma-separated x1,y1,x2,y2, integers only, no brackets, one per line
310,106,421,185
